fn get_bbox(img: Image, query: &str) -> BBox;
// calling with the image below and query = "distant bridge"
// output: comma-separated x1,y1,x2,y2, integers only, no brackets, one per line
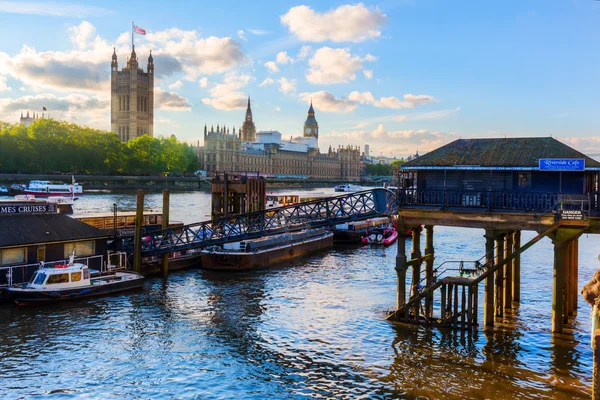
122,188,398,257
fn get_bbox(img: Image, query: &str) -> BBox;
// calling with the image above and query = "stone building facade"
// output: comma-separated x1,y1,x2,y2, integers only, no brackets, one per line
111,46,154,142
198,102,360,181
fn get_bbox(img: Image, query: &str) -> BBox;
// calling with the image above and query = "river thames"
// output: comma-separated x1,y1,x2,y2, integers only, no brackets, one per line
0,188,597,399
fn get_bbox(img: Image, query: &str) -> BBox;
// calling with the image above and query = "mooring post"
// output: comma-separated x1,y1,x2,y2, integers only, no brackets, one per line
484,230,495,327
133,189,144,274
161,189,170,278
573,236,579,315
552,241,566,333
424,225,435,318
505,231,514,309
513,230,521,303
411,227,422,298
395,221,408,311
495,233,505,317
565,240,573,319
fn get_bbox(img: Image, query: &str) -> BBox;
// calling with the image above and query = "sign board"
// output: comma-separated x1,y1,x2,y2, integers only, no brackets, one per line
539,159,585,171
560,210,584,221
0,203,57,215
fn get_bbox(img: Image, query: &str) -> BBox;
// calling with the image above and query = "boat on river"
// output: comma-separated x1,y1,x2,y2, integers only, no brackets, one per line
361,227,398,245
0,186,8,195
266,191,329,209
6,256,143,305
201,228,333,271
334,184,362,192
25,180,83,197
332,216,394,243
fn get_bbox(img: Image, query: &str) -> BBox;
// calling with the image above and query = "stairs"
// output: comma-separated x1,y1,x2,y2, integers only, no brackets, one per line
387,223,564,329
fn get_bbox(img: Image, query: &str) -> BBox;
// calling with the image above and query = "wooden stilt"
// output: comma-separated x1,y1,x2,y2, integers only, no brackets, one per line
395,222,408,312
513,230,521,303
424,225,434,318
573,237,579,315
133,189,144,274
453,283,459,327
565,240,573,318
473,284,478,327
495,234,505,317
441,284,447,320
484,230,495,327
161,189,170,278
552,242,566,333
505,231,513,309
411,227,422,298
461,285,467,329
467,286,473,328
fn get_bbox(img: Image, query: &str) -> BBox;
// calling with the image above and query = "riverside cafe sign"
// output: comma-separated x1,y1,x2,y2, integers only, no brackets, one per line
539,158,585,171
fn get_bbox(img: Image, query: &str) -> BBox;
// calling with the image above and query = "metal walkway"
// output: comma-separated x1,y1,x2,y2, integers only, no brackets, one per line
122,188,397,257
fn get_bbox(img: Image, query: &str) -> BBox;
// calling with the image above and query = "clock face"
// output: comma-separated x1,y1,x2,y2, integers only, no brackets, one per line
305,128,311,134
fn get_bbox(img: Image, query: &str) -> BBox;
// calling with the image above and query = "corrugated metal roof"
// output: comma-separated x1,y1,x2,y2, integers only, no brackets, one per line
403,137,600,168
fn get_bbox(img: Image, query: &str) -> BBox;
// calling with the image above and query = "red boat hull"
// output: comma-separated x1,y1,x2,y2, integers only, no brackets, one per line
24,191,82,197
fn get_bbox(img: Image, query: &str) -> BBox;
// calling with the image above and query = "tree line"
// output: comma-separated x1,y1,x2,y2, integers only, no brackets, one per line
0,119,198,175
364,159,405,176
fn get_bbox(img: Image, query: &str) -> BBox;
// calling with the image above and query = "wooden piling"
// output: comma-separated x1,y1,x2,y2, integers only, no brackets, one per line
573,237,579,315
133,189,144,274
495,234,505,317
441,284,447,319
161,189,170,278
513,230,521,303
411,227,422,298
484,230,495,327
552,242,566,333
395,221,408,311
505,231,513,309
424,225,434,318
565,240,573,319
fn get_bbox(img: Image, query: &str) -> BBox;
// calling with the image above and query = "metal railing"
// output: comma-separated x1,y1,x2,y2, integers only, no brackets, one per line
0,254,105,288
399,189,591,215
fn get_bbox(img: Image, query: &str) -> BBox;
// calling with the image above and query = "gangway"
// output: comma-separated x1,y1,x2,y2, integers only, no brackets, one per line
121,188,397,257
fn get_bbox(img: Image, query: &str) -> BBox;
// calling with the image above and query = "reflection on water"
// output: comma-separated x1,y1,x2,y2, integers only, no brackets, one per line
0,190,597,398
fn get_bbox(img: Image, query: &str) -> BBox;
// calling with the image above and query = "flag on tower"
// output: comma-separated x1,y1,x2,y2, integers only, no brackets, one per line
133,24,146,35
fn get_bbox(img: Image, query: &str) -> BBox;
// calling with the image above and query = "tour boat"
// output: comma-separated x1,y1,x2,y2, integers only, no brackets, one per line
332,216,393,243
266,191,329,209
362,227,398,245
334,184,362,192
25,180,83,197
6,256,144,305
201,228,334,271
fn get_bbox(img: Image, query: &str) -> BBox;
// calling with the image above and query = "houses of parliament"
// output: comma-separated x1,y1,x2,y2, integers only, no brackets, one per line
109,48,360,181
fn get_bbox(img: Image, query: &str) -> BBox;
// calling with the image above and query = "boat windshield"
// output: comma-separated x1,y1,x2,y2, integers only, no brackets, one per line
31,272,46,285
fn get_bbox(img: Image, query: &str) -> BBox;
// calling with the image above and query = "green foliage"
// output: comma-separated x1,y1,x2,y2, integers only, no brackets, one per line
0,119,198,175
365,163,392,176
390,159,405,169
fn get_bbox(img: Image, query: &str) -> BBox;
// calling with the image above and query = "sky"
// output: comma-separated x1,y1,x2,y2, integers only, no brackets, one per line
0,0,598,158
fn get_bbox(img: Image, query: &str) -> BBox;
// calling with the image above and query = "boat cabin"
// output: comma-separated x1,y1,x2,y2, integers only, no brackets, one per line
266,191,328,208
28,263,90,290
399,138,600,214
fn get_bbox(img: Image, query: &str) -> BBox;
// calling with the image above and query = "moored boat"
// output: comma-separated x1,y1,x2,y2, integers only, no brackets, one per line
6,257,143,305
25,179,83,197
332,216,393,243
201,228,333,271
8,184,27,195
361,227,398,245
0,186,8,195
334,183,362,192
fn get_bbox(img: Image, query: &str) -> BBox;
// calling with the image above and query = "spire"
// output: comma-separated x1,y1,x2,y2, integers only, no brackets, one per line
308,100,315,116
131,45,137,60
148,49,153,63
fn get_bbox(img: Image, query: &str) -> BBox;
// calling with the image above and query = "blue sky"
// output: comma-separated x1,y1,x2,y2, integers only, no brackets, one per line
0,0,598,157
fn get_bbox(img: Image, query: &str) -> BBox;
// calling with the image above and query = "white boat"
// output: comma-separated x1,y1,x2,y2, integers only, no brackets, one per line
334,184,362,192
266,191,329,209
25,179,83,197
0,186,8,194
6,256,144,305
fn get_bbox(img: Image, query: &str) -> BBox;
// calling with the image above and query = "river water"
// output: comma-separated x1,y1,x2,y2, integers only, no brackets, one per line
0,188,597,399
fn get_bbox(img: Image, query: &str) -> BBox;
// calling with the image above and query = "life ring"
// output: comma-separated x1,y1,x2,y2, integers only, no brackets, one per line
55,264,68,268
289,248,295,256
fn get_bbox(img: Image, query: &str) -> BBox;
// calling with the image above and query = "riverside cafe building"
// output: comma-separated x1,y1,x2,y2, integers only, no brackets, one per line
0,203,109,288
397,137,600,215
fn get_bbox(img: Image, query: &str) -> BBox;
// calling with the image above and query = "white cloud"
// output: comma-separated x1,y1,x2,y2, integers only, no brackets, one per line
155,88,191,111
275,106,281,112
561,137,600,155
0,1,112,17
298,91,356,113
363,70,373,79
259,78,275,86
395,107,461,122
0,93,109,127
306,47,376,84
0,76,11,92
278,77,296,94
168,80,183,90
349,91,437,109
247,29,270,35
281,3,386,43
201,72,252,110
276,51,294,64
199,77,209,88
297,45,312,60
237,30,246,41
264,61,279,73
157,117,172,124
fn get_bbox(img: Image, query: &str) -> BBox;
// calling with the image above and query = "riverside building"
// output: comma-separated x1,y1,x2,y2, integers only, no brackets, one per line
198,99,361,181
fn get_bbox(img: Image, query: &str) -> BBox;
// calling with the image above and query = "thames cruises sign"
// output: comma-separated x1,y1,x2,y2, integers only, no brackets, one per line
539,159,585,171
0,203,57,215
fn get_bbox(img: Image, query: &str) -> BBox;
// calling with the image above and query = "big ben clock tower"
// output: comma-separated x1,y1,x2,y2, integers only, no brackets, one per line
303,101,318,140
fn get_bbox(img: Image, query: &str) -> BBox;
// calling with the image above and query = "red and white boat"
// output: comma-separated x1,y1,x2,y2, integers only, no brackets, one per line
362,227,398,245
24,179,83,197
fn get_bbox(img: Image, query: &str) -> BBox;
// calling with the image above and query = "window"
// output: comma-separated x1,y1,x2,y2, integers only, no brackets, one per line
63,241,95,258
71,272,82,282
33,273,46,285
47,273,70,284
83,269,90,280
0,248,26,265
518,172,532,189
37,246,45,262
